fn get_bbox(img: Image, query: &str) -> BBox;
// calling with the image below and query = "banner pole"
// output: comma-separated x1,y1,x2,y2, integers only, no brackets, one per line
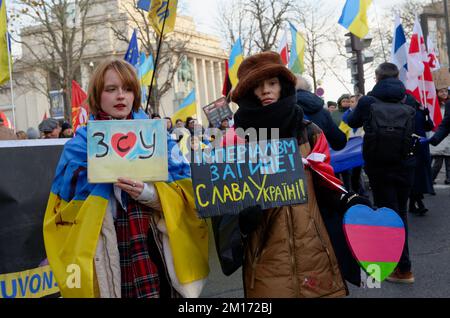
5,1,16,131
145,0,170,115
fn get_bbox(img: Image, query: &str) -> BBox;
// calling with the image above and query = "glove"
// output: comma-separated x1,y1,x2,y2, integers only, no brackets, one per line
418,136,429,144
238,205,264,236
340,191,373,213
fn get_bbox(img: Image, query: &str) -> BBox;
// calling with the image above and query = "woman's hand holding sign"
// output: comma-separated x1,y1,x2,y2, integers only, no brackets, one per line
115,177,144,200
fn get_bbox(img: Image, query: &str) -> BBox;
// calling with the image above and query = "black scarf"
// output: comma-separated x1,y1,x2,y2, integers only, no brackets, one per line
233,87,304,140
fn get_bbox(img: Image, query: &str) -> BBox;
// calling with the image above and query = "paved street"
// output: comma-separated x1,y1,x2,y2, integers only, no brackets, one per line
201,173,450,298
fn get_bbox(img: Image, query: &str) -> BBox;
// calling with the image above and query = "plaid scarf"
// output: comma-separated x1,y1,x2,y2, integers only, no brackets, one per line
115,198,160,298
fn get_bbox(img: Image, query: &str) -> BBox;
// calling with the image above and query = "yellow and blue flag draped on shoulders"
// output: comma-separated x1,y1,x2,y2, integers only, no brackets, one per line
149,0,178,36
172,89,197,124
228,38,244,88
338,0,372,39
43,110,208,297
154,139,209,284
0,0,10,85
288,22,306,75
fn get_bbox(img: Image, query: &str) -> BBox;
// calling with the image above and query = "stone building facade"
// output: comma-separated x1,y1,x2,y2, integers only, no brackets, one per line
0,0,227,130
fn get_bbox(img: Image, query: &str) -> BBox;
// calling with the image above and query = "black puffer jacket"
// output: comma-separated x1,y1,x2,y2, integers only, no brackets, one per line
296,89,347,150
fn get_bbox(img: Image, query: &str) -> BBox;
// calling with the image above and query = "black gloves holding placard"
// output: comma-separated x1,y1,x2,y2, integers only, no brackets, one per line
238,205,264,236
340,191,373,214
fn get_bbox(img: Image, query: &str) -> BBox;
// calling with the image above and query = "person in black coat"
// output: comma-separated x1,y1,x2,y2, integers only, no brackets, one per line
405,95,435,215
347,62,416,283
296,75,347,151
429,101,450,147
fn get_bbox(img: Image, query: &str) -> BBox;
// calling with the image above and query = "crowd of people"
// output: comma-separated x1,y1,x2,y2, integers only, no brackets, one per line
3,49,450,298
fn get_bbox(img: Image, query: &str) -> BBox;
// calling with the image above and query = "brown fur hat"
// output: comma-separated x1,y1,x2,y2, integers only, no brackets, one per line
231,51,297,102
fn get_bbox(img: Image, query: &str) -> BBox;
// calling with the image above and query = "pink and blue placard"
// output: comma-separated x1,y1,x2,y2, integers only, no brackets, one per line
343,204,405,282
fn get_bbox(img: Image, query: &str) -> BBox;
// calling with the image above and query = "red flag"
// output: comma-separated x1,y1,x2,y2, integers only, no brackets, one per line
303,132,346,193
278,31,289,65
405,18,442,128
71,80,88,132
222,60,232,98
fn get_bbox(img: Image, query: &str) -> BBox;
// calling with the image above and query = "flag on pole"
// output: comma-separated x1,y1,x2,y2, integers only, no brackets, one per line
172,89,197,123
228,38,244,88
278,30,289,65
338,0,373,39
148,0,178,36
427,36,441,72
138,53,155,86
124,29,139,67
71,80,88,132
406,17,442,127
0,0,10,85
222,60,232,97
288,22,305,74
137,0,151,11
391,14,408,84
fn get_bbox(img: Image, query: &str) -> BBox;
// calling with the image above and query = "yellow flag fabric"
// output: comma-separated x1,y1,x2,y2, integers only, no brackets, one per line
149,0,178,36
0,0,10,85
154,179,209,284
43,121,209,297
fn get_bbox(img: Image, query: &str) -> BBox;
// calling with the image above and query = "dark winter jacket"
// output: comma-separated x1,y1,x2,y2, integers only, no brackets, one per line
429,101,450,146
296,89,347,150
347,78,416,177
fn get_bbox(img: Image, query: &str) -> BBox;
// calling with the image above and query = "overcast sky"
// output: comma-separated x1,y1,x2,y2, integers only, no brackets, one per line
180,0,431,101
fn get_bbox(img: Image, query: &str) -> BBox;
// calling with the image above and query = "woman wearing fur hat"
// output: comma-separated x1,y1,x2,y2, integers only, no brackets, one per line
221,51,371,298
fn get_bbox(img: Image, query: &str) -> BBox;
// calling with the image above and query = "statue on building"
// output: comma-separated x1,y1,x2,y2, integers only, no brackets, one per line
177,55,194,93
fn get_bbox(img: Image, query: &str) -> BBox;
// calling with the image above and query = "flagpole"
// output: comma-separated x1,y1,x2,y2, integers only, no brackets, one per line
5,1,15,131
145,0,170,115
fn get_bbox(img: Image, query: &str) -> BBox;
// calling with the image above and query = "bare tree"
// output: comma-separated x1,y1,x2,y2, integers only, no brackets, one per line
110,0,191,114
217,0,293,54
11,0,93,121
293,0,336,91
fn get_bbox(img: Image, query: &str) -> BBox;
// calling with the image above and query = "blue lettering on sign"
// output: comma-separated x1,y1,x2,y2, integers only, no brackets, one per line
29,274,41,294
222,164,237,181
0,269,58,298
1,280,17,298
43,270,57,290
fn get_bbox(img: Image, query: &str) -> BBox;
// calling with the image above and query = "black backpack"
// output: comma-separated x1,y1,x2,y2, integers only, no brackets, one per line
363,99,416,165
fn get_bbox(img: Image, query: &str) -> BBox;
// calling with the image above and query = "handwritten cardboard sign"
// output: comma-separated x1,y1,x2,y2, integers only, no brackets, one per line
87,119,168,183
190,138,308,218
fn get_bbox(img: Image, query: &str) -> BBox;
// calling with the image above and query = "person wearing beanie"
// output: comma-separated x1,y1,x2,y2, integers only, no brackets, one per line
331,94,352,126
60,122,74,138
213,51,371,298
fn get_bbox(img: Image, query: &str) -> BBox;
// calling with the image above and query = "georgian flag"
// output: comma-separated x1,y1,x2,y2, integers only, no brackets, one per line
406,17,442,128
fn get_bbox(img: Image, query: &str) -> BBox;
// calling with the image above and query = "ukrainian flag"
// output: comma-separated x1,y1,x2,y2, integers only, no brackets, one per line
138,52,155,86
172,89,197,124
228,38,244,88
288,22,306,75
149,0,178,36
0,0,10,85
43,110,208,297
338,0,373,39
